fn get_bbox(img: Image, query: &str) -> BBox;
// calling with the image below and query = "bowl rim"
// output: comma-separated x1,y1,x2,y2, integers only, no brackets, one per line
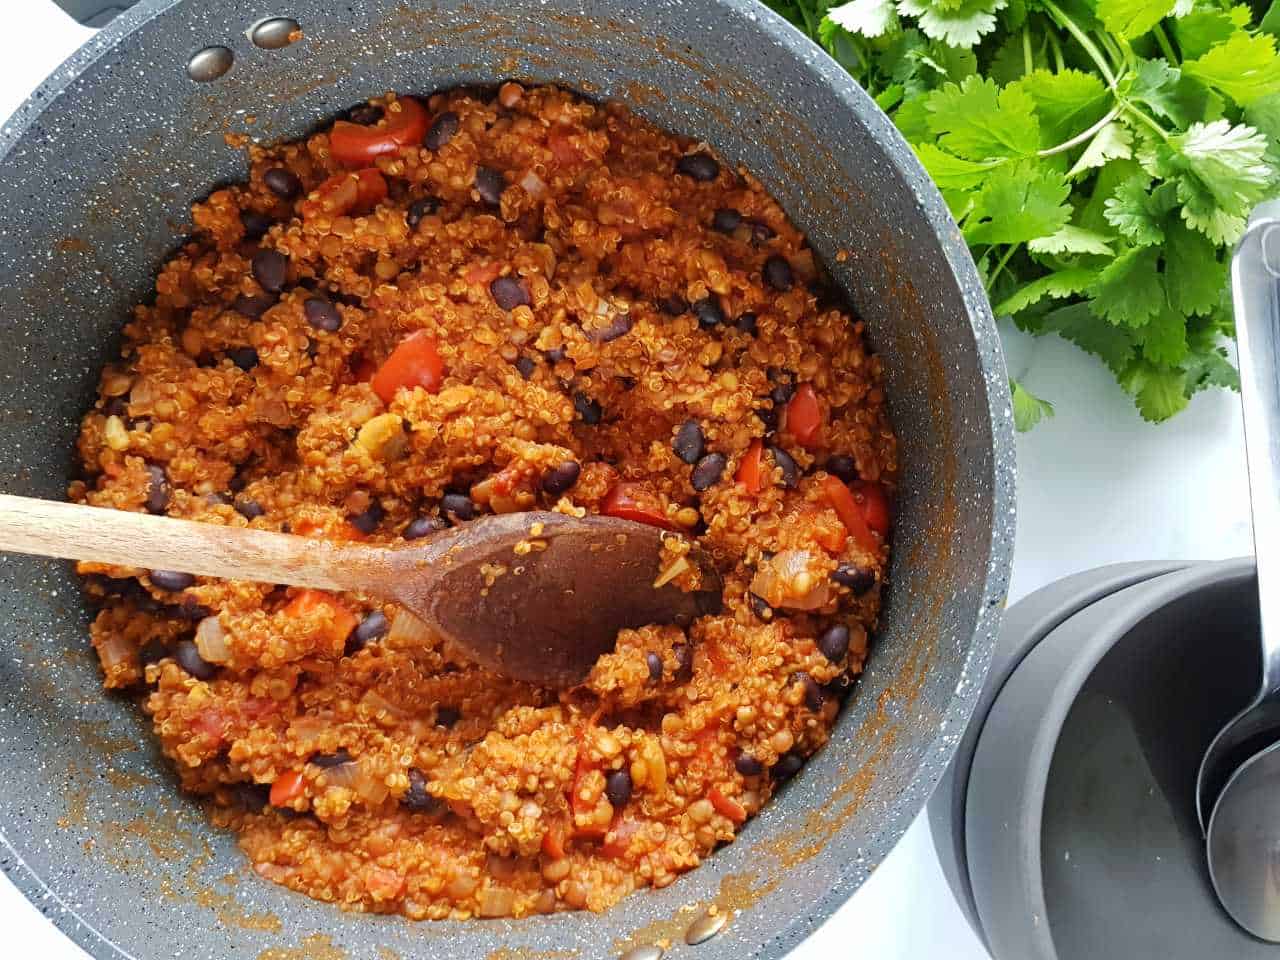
0,1,1015,957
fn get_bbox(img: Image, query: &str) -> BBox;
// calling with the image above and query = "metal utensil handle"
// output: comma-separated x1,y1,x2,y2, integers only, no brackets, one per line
1233,200,1280,695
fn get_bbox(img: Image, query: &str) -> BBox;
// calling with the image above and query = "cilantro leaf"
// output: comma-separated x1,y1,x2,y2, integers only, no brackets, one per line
1163,219,1226,316
897,0,1010,45
1135,297,1190,365
1184,346,1240,393
925,76,1040,158
1243,91,1280,144
1011,379,1055,431
827,0,897,37
1124,58,1193,127
913,143,1006,189
1103,174,1168,245
1120,361,1190,421
1066,121,1133,178
1183,32,1280,106
1161,120,1277,244
964,160,1073,244
1012,69,1110,146
1042,302,1137,374
1028,224,1115,254
1173,7,1240,60
993,266,1100,315
1096,0,1176,39
1089,246,1164,326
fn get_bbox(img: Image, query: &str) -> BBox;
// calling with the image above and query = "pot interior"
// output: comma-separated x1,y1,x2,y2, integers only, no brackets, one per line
0,2,1011,957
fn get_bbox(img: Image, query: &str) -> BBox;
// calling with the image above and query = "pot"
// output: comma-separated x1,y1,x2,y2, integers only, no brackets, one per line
0,2,1014,957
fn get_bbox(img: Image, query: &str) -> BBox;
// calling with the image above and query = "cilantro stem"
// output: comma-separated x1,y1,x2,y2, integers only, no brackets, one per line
1023,25,1033,75
1153,23,1178,64
987,245,1019,291
1046,26,1066,72
1038,103,1124,157
1042,0,1116,87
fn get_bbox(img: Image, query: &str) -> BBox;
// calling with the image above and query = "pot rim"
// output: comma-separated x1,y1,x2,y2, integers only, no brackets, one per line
0,1,1015,957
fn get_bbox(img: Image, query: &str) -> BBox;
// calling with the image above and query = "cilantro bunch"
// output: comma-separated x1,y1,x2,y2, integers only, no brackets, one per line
765,0,1280,426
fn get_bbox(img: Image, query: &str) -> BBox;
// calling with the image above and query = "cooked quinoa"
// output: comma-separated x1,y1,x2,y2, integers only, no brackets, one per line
71,84,898,919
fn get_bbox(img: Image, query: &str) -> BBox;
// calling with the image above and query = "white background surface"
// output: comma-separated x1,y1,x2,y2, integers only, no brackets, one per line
0,6,1258,958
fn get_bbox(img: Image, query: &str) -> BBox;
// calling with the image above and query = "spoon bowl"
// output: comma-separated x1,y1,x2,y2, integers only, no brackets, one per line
0,495,722,688
1208,739,1280,942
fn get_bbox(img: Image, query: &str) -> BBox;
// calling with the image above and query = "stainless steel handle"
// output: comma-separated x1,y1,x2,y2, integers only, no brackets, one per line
1233,200,1280,694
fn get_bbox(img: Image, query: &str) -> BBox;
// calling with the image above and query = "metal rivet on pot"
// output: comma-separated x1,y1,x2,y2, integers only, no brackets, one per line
618,947,663,960
684,908,728,945
248,17,301,49
186,46,233,82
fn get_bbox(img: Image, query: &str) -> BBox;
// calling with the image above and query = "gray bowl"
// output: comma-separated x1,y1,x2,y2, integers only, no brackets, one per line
960,559,1266,959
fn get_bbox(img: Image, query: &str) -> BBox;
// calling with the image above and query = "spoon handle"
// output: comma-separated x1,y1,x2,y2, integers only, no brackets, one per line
1232,203,1280,694
0,493,378,593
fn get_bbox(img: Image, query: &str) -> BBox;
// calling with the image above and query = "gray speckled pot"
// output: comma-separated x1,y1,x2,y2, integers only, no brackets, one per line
0,2,1014,958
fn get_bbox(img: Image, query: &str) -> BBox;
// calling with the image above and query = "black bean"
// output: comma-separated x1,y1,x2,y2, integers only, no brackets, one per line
673,643,693,681
825,454,858,483
735,753,764,776
252,249,288,293
233,294,275,319
101,396,127,418
735,312,758,336
240,209,271,241
825,672,856,699
233,782,271,811
590,314,634,343
544,345,567,364
712,207,742,233
748,592,773,621
676,152,720,182
764,255,794,292
573,392,603,425
771,381,796,406
673,420,705,464
441,493,475,523
475,165,505,206
264,167,302,200
425,111,460,150
174,640,218,681
756,405,779,434
818,624,851,662
768,445,799,489
139,639,169,665
490,276,530,311
514,355,536,379
175,598,212,621
692,296,726,329
310,749,353,768
832,563,877,595
435,705,461,728
646,651,664,682
792,672,824,711
146,464,170,515
206,492,231,506
691,452,727,491
403,515,447,541
349,502,384,534
346,103,383,125
227,347,259,371
235,498,265,520
304,298,342,332
542,460,581,496
750,221,776,245
605,769,632,807
406,196,441,229
772,751,804,781
403,768,441,812
150,569,195,592
347,610,389,654
658,295,688,316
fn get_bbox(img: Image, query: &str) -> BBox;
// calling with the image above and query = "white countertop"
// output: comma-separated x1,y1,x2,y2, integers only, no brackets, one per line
0,7,1257,958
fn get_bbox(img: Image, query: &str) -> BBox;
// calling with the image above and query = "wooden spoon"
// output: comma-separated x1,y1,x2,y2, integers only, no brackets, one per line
0,494,722,688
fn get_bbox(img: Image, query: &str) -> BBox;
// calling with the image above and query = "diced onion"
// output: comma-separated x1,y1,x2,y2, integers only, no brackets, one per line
96,634,133,671
195,615,231,663
519,170,547,198
387,610,434,648
479,885,515,917
653,555,690,589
